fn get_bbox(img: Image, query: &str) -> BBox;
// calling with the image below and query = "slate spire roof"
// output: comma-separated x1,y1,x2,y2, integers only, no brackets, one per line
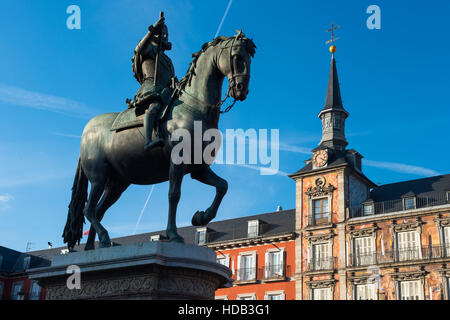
323,56,344,111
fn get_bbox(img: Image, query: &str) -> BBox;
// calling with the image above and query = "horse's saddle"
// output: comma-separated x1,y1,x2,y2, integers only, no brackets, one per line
110,108,145,132
110,92,175,132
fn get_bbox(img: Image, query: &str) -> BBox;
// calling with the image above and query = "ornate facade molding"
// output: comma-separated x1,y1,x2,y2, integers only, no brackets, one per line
391,270,427,282
305,278,336,289
305,182,336,198
306,231,335,244
348,225,378,238
391,219,424,233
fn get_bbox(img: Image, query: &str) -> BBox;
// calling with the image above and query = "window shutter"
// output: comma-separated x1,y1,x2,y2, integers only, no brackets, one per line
237,255,241,281
225,255,230,268
251,252,257,280
265,251,269,278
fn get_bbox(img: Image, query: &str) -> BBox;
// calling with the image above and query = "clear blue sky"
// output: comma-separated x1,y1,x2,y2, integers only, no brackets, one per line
0,0,448,251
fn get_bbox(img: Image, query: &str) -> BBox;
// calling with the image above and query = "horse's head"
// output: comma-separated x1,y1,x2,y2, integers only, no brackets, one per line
217,31,256,101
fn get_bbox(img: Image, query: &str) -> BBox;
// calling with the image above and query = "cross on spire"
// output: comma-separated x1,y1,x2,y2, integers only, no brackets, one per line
325,23,340,45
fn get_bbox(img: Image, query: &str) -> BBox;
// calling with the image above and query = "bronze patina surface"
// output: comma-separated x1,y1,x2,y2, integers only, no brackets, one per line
62,14,256,251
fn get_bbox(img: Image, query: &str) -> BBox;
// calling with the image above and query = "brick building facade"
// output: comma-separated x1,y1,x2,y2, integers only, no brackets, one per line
289,51,450,300
1,48,449,301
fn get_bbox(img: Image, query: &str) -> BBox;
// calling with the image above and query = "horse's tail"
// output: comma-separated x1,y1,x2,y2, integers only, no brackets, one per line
62,158,88,250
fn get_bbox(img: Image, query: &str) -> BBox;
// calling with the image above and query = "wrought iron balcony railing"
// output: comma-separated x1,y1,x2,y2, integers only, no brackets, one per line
233,267,257,282
307,212,332,226
259,264,292,280
307,257,336,271
349,245,450,267
350,192,450,218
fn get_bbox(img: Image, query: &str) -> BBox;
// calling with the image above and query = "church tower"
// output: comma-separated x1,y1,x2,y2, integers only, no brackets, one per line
289,26,376,300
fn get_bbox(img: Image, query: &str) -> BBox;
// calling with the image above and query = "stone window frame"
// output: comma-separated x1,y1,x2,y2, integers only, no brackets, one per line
306,278,336,300
195,227,207,245
305,176,336,226
390,220,424,261
216,253,230,268
236,250,257,282
264,290,285,300
237,292,256,300
264,247,285,279
306,232,335,271
434,216,450,255
361,200,374,216
29,280,41,300
247,220,260,238
348,226,378,267
215,295,228,300
11,281,24,300
402,195,417,210
439,268,450,300
392,270,427,300
348,274,380,300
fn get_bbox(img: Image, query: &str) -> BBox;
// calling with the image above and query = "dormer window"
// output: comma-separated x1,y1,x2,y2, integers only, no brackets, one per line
195,228,207,245
362,203,374,216
403,197,416,210
248,220,260,238
447,191,450,203
60,249,69,255
150,235,162,242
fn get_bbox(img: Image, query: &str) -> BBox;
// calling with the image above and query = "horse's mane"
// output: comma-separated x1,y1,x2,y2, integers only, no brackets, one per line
178,31,256,91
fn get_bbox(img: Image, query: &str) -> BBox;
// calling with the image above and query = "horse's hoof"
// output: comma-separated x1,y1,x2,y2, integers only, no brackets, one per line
99,240,112,248
192,211,207,226
84,244,95,251
166,230,184,243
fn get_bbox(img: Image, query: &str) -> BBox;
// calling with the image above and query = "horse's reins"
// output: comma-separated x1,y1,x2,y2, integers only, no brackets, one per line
178,36,248,114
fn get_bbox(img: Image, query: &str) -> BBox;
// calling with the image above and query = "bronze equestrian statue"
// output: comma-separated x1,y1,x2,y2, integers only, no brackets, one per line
62,13,256,251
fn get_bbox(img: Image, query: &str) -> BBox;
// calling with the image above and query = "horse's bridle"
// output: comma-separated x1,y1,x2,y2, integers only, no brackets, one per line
216,37,250,113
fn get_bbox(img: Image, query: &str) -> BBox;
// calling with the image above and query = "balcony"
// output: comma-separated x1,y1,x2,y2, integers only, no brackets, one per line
349,245,450,267
231,265,292,284
308,212,332,226
350,192,450,218
233,267,257,283
307,257,336,271
259,265,292,281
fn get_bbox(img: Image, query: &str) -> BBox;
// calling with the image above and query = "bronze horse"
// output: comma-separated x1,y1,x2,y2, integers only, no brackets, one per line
63,32,256,250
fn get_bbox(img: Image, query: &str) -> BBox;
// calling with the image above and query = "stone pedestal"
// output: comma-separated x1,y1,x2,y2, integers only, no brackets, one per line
28,242,231,300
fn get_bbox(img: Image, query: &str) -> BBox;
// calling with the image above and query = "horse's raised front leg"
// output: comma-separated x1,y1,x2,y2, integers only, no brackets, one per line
166,163,186,242
191,165,228,226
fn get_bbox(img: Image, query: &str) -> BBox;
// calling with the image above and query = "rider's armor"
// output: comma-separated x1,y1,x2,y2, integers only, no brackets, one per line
127,20,175,151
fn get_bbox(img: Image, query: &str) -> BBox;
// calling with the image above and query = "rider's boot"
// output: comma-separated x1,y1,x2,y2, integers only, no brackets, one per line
144,103,164,151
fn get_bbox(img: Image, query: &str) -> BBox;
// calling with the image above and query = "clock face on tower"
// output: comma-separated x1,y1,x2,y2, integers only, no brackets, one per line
312,149,328,168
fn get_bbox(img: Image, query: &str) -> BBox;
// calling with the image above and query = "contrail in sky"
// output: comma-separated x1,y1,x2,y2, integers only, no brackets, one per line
133,185,155,235
215,0,233,38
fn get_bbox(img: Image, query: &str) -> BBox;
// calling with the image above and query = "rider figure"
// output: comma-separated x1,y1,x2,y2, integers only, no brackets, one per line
126,15,175,151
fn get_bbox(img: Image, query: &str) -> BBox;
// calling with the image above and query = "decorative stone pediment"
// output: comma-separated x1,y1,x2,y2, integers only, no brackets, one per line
348,274,379,285
349,226,378,238
305,176,336,198
392,220,424,233
434,216,450,228
391,270,427,281
306,278,336,289
306,232,334,244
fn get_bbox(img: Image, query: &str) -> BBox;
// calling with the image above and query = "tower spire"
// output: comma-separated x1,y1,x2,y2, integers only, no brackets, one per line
318,23,348,150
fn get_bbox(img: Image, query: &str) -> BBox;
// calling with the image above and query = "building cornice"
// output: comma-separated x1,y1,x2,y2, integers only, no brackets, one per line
205,232,296,250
